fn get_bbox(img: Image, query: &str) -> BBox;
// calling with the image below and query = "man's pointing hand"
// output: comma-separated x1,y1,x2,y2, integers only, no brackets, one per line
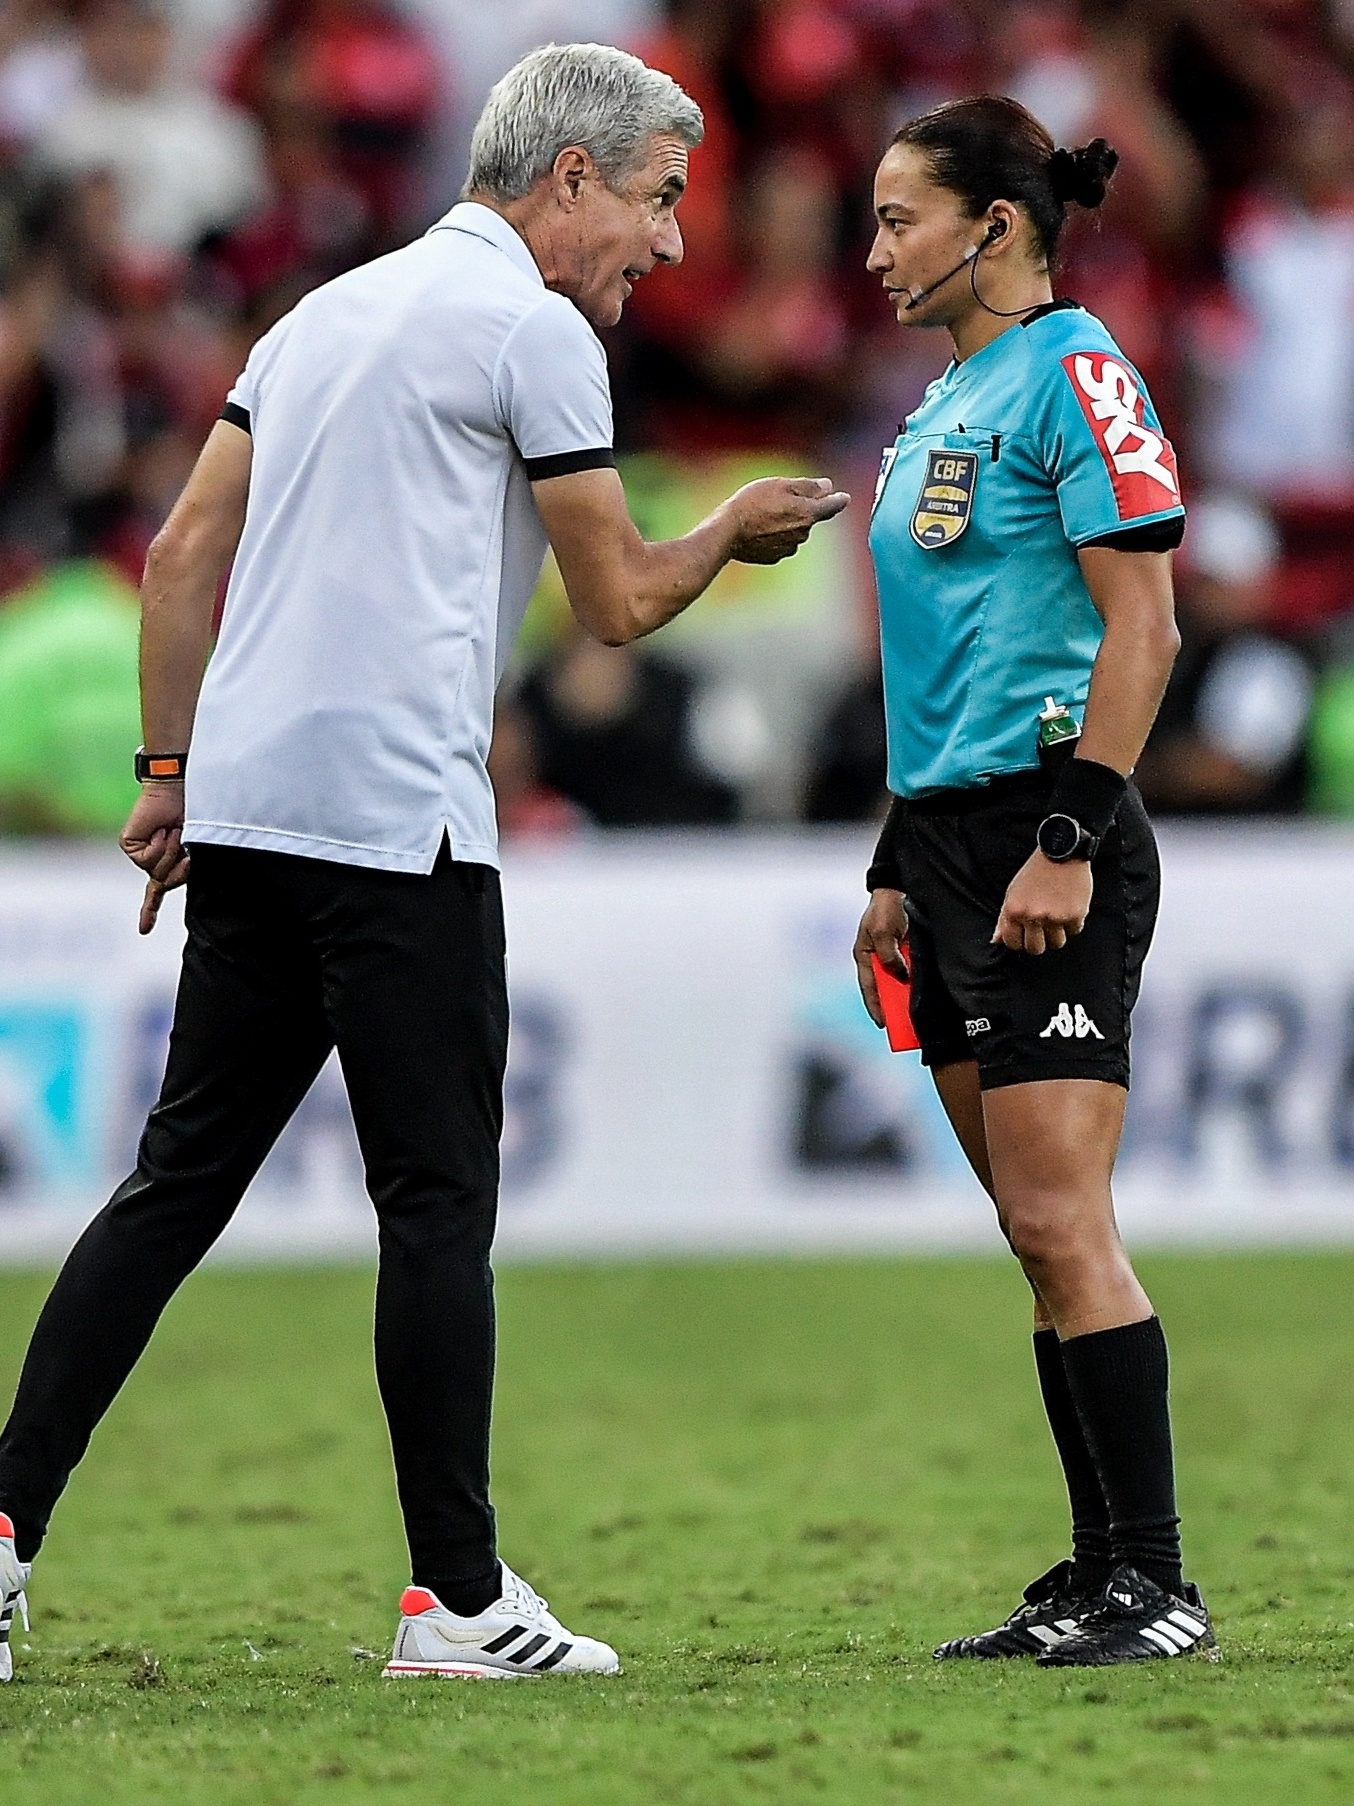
726,476,850,564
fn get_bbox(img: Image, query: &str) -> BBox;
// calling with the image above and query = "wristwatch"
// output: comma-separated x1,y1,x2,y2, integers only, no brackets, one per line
134,748,187,782
1036,812,1099,863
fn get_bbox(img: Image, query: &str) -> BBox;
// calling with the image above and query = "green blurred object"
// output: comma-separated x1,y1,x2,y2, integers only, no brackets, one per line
1307,664,1354,814
0,560,142,836
517,453,850,660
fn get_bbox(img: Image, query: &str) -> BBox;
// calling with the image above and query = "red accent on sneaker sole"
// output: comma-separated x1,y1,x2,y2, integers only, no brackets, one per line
398,1587,440,1616
383,1661,521,1681
0,1514,12,1541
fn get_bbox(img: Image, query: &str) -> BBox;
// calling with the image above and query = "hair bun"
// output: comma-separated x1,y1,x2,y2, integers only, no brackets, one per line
1049,138,1119,209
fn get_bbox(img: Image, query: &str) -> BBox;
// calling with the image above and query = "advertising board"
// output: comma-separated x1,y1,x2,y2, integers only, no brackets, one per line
0,828,1350,1260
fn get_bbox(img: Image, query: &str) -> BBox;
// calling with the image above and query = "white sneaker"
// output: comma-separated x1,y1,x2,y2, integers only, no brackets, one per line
383,1562,620,1679
0,1513,31,1684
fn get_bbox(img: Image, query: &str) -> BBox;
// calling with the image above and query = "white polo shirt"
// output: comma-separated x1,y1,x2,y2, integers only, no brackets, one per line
183,202,614,873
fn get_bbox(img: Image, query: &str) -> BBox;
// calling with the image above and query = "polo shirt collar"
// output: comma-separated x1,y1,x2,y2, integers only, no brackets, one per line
429,202,543,286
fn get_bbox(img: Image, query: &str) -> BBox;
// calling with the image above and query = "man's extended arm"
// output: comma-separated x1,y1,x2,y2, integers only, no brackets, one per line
532,466,849,645
120,419,252,932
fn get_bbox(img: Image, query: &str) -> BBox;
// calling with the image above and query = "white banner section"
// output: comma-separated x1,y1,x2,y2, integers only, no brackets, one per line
1,829,1353,1261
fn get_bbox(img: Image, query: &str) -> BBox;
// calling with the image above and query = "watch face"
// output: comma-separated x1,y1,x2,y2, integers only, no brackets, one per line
1039,814,1081,860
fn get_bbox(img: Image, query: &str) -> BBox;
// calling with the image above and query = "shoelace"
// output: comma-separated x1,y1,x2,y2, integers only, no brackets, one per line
501,1569,550,1622
1078,1589,1142,1628
1014,1592,1073,1624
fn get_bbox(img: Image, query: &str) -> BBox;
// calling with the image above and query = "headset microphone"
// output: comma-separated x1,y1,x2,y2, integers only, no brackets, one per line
903,219,1006,312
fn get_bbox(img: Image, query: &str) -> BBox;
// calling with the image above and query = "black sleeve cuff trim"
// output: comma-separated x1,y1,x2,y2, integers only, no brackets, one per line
220,401,251,434
867,795,907,892
1047,757,1128,841
1084,514,1185,552
523,447,615,482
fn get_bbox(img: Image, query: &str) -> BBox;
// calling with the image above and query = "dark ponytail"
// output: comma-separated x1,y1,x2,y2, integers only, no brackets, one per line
892,96,1118,266
1047,139,1118,209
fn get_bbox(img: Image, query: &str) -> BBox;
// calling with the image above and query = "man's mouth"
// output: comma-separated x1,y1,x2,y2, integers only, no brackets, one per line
623,266,646,287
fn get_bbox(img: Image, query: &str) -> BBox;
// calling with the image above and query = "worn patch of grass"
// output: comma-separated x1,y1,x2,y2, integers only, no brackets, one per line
0,1253,1352,1802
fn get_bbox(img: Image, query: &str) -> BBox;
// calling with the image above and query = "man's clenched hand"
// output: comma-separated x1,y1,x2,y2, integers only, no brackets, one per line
120,781,189,934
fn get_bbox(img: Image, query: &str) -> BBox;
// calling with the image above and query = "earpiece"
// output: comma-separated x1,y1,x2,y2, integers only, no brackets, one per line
904,216,1009,310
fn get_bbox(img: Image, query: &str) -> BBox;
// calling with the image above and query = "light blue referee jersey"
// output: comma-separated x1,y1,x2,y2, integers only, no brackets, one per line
868,301,1185,798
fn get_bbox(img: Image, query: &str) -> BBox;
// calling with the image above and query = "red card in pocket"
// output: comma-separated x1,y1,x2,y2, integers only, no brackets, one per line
871,950,920,1053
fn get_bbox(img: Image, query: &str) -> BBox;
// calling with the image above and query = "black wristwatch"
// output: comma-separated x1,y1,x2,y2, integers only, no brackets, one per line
1036,812,1099,863
134,747,187,782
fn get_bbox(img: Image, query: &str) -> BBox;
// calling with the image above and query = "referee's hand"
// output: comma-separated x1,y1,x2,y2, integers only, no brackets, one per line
120,781,190,935
854,888,910,1028
992,852,1092,956
727,477,850,564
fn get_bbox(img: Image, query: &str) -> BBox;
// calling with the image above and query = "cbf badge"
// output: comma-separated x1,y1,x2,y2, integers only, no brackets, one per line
910,449,979,549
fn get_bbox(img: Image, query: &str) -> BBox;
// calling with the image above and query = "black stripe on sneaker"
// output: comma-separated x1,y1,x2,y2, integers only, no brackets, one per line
481,1625,529,1655
507,1633,550,1665
534,1641,573,1671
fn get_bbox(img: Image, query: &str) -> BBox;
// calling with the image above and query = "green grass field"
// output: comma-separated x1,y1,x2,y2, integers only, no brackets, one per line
0,1253,1352,1804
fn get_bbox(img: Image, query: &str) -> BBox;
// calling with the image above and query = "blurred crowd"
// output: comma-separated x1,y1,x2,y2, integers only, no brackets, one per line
5,0,1354,836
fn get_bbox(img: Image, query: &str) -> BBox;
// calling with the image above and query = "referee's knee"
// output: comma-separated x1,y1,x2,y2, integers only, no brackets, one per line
1000,1188,1108,1279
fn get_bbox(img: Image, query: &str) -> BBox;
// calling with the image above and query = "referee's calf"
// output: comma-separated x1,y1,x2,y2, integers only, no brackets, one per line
0,42,847,1685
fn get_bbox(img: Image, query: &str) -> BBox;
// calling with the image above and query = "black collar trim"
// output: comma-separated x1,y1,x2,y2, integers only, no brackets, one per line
1020,298,1080,328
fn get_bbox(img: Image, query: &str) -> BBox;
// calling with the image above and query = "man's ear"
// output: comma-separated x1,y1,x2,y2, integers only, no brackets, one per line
552,146,592,209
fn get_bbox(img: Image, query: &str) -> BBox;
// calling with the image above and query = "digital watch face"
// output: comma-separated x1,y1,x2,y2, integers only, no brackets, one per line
910,449,979,549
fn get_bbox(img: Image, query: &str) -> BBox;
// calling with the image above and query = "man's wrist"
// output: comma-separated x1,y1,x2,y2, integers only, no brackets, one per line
708,495,744,562
135,748,188,783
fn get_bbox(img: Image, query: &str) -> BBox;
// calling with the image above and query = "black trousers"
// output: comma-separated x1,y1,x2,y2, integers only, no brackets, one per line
0,840,508,1584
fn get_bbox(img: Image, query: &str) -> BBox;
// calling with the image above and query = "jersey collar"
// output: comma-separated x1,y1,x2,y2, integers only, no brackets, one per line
1019,297,1080,328
428,201,545,287
939,296,1083,388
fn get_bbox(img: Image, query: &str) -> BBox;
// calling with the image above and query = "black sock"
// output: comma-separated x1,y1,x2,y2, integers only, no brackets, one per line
1060,1317,1183,1597
416,1561,502,1617
1032,1328,1113,1594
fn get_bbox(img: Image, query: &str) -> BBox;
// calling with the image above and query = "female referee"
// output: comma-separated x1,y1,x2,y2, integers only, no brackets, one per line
855,97,1212,1667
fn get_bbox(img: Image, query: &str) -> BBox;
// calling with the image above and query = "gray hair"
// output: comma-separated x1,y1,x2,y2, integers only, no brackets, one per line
464,42,703,203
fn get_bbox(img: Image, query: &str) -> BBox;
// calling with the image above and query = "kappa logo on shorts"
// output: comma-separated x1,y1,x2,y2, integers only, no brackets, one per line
1061,353,1180,522
1039,1002,1104,1041
965,1018,991,1037
910,449,979,548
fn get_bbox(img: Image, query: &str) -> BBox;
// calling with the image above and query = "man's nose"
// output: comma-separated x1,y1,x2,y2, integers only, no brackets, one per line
654,214,684,267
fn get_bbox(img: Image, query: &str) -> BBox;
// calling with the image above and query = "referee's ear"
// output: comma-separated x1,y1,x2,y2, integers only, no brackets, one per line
981,201,1022,256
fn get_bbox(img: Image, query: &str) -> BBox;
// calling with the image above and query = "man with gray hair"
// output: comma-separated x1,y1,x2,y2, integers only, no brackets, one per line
0,42,847,1683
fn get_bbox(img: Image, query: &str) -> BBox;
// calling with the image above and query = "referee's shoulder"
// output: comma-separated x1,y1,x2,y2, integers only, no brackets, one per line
1024,302,1131,369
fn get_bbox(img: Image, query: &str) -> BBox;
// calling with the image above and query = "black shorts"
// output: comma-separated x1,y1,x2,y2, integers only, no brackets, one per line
893,769,1160,1091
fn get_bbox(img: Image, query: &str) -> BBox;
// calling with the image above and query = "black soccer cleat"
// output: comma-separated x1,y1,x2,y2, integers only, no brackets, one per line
1036,1563,1214,1667
933,1559,1095,1660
